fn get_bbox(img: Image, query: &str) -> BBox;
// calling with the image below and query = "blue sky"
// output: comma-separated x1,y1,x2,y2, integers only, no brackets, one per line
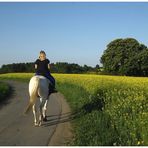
0,2,148,67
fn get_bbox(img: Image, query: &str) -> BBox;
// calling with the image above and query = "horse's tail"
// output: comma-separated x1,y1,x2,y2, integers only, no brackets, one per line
25,76,40,114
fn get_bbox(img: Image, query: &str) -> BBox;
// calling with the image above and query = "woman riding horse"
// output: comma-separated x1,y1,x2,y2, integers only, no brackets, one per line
35,50,57,94
25,50,57,126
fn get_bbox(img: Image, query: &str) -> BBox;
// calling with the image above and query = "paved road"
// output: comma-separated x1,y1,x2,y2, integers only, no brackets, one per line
0,81,72,146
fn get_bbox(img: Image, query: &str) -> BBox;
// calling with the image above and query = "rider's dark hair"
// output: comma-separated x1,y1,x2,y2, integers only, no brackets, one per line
40,50,46,55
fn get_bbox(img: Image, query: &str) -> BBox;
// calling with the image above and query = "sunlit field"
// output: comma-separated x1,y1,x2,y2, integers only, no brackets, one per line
0,73,147,146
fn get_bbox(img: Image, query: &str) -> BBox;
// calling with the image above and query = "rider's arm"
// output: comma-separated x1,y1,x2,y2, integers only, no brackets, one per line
35,59,39,70
48,64,50,70
35,64,38,69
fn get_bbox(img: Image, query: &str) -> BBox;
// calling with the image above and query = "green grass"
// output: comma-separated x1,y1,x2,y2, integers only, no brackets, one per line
0,73,147,146
0,73,33,82
0,81,11,102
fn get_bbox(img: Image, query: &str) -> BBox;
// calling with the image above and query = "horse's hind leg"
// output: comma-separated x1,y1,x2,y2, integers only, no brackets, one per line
38,97,44,126
32,105,38,126
43,100,48,121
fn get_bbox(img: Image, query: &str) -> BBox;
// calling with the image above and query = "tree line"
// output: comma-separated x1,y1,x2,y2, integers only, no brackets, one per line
0,62,100,74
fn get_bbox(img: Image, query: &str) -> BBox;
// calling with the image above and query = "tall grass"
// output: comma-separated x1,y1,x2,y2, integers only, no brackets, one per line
0,73,147,145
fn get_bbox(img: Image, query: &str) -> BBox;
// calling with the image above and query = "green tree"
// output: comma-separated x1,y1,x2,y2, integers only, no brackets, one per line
100,38,148,76
95,64,101,73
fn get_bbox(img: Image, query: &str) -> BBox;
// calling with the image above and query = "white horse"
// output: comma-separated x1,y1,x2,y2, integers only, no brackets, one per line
25,75,50,126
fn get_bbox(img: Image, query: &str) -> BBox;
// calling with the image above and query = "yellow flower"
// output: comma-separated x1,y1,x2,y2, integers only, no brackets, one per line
137,141,141,145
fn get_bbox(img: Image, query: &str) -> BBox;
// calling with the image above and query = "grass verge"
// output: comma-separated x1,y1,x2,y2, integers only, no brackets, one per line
0,81,12,102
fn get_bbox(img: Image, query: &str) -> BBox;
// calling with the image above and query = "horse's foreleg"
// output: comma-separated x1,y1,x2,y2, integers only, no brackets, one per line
32,105,38,126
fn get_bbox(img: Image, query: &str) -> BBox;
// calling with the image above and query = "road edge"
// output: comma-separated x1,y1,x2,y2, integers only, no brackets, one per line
48,93,73,146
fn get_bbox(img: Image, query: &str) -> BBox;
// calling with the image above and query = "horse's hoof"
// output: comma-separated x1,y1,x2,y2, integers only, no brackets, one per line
38,121,42,126
43,116,47,122
34,123,38,127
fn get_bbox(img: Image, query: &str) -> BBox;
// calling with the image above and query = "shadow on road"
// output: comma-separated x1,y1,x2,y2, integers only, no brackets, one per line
42,111,80,127
43,97,104,127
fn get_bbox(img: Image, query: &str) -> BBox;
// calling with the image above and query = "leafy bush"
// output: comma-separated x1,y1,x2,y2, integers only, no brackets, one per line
0,82,11,101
